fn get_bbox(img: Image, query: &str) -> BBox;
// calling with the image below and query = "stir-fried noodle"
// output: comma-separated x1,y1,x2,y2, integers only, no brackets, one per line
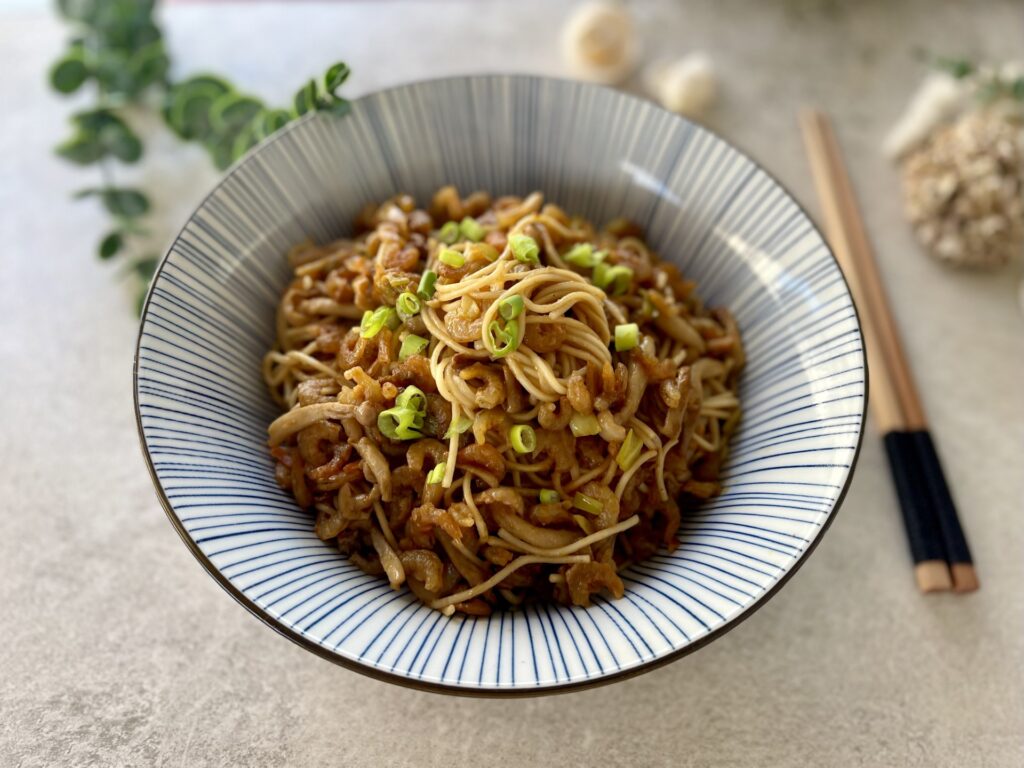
264,188,743,615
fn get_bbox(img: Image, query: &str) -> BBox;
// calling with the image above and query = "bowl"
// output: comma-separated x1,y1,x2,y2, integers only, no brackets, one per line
134,74,866,695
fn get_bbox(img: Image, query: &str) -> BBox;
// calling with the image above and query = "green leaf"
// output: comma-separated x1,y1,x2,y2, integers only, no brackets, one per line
129,40,169,89
209,93,264,135
93,48,139,96
67,110,143,164
133,255,159,282
230,123,259,163
205,136,236,171
106,128,143,163
71,107,120,133
57,0,98,22
935,57,974,79
168,84,224,141
56,134,105,165
1013,77,1024,101
322,99,351,118
253,108,291,140
323,62,351,96
50,53,89,94
99,231,123,260
101,188,150,217
175,74,232,96
73,187,104,199
293,79,318,116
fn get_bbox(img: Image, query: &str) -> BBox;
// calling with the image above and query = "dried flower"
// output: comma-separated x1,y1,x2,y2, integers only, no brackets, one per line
901,109,1024,268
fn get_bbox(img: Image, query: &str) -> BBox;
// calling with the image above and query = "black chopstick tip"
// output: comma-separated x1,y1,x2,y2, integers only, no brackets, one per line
915,560,952,593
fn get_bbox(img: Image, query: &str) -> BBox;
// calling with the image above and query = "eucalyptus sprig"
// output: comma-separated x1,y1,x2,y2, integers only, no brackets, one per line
49,0,351,313
163,63,351,170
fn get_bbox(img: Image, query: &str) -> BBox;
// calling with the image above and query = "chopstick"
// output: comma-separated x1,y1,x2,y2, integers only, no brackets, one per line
800,109,979,594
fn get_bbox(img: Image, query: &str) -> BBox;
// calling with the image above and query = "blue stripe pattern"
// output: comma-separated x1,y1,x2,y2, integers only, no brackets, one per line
135,75,865,692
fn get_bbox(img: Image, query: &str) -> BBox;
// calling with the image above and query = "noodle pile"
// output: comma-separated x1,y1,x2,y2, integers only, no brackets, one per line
263,187,743,615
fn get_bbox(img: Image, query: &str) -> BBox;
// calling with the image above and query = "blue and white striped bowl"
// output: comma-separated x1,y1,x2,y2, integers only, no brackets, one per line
134,75,866,695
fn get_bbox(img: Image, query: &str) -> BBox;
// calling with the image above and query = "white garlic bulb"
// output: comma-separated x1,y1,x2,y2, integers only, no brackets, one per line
645,52,718,119
561,1,638,85
882,73,967,159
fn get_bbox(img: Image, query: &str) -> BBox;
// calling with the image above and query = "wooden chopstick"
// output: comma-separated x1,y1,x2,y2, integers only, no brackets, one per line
799,109,978,594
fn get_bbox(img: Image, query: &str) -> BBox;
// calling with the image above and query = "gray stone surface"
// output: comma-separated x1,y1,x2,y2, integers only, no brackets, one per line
1,2,1022,766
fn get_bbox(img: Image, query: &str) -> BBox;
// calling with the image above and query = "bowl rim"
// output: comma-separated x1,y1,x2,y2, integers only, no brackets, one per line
133,72,868,697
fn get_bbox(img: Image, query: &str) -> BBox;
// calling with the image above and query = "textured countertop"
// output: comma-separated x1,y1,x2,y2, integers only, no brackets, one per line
1,2,1022,766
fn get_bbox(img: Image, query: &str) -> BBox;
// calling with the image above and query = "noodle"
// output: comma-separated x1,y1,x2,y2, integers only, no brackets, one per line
263,187,743,614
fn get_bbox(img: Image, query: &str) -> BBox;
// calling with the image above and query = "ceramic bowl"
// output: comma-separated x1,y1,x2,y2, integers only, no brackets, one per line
134,75,866,695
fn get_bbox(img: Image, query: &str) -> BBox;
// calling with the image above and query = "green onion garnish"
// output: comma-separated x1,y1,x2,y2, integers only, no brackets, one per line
360,306,400,339
485,318,520,358
498,294,524,320
573,492,603,515
564,243,606,269
439,248,465,268
444,415,473,438
593,262,633,296
377,405,424,441
459,217,485,242
426,461,447,484
616,429,644,471
399,333,429,360
569,412,601,437
592,262,631,296
538,489,560,504
377,385,427,441
509,424,536,454
417,269,438,299
437,221,460,244
614,322,640,352
396,291,421,318
395,385,426,412
509,233,540,264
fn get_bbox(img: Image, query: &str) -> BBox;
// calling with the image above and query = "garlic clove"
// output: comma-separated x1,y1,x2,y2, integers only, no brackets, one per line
645,52,718,120
882,73,967,159
561,1,638,85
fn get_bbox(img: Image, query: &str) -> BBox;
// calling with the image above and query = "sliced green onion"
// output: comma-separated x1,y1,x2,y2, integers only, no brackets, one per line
509,424,536,454
616,429,644,471
399,333,429,360
417,269,438,299
509,234,540,264
396,291,421,318
485,318,520,358
498,294,524,320
459,217,485,242
439,248,465,268
426,461,447,484
539,489,560,504
614,322,640,352
573,492,603,515
444,415,473,438
437,221,460,244
377,405,423,441
360,306,400,339
564,243,606,269
395,385,426,413
593,261,633,296
569,412,601,437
